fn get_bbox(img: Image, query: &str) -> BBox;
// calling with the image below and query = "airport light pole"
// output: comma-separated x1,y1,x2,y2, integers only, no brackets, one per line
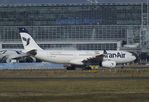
147,0,149,27
147,0,149,49
140,1,143,50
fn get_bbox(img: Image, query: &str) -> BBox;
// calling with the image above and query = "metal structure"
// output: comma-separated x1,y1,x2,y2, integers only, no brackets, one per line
147,0,149,27
0,1,148,52
87,0,98,4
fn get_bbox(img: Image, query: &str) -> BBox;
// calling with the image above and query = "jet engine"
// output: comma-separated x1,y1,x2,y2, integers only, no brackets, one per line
6,58,17,63
101,61,116,68
19,56,37,63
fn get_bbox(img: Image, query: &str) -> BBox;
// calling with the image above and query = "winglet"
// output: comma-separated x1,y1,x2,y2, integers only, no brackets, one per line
19,28,29,33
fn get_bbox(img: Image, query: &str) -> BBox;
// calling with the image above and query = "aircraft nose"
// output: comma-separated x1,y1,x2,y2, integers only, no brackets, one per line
130,52,137,61
132,55,136,61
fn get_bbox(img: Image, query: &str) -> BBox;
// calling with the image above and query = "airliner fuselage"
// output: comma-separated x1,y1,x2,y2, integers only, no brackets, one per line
35,50,136,65
19,28,136,69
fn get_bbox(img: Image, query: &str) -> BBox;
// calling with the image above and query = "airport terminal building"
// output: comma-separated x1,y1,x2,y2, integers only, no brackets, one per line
0,0,148,52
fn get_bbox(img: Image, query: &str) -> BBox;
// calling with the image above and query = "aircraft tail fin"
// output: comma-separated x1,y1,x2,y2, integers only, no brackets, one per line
19,28,43,52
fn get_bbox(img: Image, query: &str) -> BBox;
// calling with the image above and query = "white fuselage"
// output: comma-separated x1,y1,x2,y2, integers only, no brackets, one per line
19,28,137,67
34,50,136,65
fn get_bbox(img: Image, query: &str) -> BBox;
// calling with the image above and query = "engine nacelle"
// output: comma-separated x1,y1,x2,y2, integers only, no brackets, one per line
6,58,17,63
101,61,116,68
24,56,36,63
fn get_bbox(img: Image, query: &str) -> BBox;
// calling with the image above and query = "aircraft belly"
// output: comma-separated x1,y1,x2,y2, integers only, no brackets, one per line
114,58,128,63
51,57,70,64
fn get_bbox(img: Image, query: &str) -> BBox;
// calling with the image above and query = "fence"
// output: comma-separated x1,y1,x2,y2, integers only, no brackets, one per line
0,63,64,70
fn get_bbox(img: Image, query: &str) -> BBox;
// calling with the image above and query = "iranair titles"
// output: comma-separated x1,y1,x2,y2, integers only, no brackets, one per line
104,52,126,58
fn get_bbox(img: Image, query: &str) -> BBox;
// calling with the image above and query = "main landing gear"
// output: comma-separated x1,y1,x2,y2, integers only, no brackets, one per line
65,65,76,70
65,64,94,70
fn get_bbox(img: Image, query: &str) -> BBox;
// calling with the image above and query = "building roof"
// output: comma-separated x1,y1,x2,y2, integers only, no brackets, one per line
0,0,148,5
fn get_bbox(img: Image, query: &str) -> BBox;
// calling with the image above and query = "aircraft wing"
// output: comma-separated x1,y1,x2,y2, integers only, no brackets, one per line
69,54,104,65
82,54,105,66
70,50,106,65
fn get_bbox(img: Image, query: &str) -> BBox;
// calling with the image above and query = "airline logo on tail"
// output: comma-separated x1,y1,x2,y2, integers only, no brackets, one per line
19,28,43,51
22,37,30,46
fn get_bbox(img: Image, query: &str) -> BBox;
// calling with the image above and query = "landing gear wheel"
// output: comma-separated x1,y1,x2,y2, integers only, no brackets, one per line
83,66,92,70
66,66,76,70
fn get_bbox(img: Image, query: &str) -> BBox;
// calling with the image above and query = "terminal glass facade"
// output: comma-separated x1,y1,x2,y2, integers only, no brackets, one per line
0,4,145,26
0,3,148,50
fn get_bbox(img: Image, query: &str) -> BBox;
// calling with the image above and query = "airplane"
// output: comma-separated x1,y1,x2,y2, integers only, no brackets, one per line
0,49,37,63
19,28,136,70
